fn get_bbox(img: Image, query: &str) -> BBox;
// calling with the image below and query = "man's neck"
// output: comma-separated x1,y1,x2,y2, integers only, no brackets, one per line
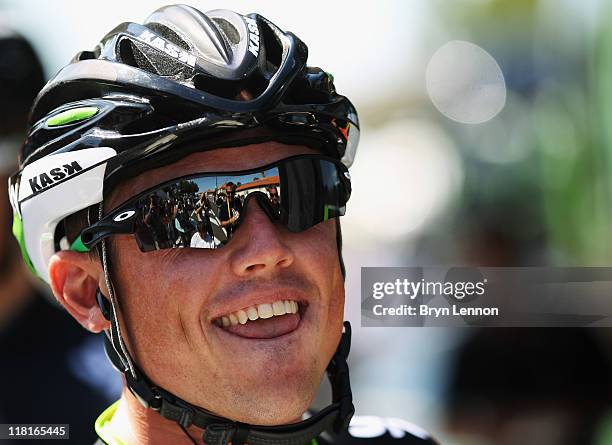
111,386,306,445
111,387,204,445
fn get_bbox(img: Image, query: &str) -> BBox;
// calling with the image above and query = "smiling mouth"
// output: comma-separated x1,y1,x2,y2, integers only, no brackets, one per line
212,299,305,339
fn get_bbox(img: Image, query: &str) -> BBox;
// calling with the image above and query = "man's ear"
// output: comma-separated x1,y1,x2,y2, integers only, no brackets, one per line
48,251,110,333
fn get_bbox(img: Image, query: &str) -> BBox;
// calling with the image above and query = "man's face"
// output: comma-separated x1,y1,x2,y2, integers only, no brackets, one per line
106,142,346,425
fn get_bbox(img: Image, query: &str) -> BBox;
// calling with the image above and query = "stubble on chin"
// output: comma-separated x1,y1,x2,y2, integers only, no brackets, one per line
203,349,323,425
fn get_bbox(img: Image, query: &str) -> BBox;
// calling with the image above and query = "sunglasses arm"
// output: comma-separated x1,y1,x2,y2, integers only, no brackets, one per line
76,215,135,251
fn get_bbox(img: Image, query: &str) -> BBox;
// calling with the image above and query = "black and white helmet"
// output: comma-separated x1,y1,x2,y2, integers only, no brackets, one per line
9,4,359,283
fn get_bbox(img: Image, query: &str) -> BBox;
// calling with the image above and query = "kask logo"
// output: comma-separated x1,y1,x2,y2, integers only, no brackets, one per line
244,17,260,57
138,30,197,67
28,161,83,193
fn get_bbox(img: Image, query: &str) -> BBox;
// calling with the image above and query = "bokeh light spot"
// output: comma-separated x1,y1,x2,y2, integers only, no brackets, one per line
426,40,506,124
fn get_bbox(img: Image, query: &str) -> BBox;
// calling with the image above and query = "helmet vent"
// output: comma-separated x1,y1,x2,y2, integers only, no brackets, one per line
192,71,268,100
211,18,240,45
119,37,187,77
119,38,154,73
193,73,241,99
259,19,282,70
146,23,190,51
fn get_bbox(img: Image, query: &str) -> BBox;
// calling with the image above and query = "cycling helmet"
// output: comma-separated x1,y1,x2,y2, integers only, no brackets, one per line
9,4,359,283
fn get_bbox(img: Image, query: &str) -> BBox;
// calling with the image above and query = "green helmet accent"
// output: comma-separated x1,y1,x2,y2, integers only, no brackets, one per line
46,106,99,127
323,204,331,221
70,235,90,253
12,215,89,279
12,213,40,278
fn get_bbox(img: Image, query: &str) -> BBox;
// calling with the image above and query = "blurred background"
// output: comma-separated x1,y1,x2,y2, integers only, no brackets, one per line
1,0,612,444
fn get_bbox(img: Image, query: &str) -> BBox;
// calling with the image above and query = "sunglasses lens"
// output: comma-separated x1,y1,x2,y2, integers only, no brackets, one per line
85,156,349,252
280,157,346,232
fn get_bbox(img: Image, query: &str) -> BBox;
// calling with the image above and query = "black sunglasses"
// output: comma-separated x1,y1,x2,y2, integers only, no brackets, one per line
72,155,351,252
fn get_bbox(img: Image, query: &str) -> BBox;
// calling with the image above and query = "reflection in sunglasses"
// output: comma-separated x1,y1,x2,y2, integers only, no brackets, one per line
79,156,349,253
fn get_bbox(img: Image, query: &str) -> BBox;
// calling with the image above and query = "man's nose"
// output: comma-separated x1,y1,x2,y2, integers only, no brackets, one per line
228,198,294,277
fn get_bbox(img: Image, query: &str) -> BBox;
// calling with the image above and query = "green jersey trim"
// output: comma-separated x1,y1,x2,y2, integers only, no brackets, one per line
94,400,126,445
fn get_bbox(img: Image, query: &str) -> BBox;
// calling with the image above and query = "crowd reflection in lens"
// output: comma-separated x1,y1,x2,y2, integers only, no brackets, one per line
134,167,281,250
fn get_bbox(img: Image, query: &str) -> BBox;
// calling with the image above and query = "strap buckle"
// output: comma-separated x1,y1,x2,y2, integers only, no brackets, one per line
204,423,236,445
125,369,162,411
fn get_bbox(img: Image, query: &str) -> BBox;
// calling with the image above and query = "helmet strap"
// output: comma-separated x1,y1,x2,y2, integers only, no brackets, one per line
96,202,137,378
336,218,346,281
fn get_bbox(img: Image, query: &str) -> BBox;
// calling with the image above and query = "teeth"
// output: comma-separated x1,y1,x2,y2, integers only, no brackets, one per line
257,303,274,319
237,309,248,325
273,301,286,316
215,299,300,328
247,307,258,321
287,300,297,314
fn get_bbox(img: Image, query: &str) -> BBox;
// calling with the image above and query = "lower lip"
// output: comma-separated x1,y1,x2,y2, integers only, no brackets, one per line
213,306,305,340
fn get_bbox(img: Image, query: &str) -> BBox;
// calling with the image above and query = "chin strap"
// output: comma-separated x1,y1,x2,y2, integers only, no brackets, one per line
103,321,354,445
